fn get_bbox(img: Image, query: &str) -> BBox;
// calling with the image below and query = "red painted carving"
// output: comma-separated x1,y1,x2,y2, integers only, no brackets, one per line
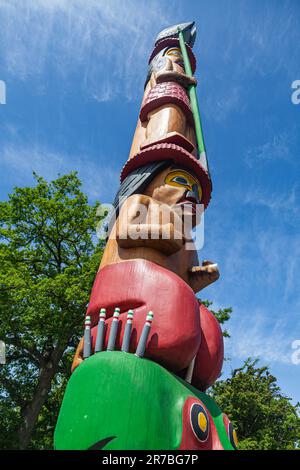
193,304,224,391
85,259,224,389
149,37,196,73
179,397,224,450
140,82,193,124
121,143,212,209
86,259,201,372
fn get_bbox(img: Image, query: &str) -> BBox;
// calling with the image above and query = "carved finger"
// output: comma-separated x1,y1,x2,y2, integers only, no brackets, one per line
121,310,134,352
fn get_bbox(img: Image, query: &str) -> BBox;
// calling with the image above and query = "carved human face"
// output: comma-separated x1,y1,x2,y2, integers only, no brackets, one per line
164,47,184,68
144,165,202,224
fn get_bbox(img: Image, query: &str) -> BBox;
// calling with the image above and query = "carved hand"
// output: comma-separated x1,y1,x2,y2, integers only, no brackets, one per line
116,194,185,255
188,260,220,293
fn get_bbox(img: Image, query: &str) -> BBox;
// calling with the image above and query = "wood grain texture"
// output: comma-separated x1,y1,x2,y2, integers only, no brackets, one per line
129,52,197,159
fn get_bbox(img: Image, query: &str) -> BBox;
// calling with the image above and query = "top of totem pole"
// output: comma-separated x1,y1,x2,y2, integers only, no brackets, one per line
148,22,197,73
121,20,212,209
155,21,196,47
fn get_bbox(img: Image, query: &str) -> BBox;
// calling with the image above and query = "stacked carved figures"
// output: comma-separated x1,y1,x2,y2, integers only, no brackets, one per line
54,22,238,451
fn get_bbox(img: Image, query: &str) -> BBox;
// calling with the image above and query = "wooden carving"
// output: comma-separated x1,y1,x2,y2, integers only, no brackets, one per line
55,21,237,451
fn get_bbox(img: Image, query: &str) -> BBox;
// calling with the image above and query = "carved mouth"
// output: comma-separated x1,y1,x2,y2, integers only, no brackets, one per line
102,302,145,320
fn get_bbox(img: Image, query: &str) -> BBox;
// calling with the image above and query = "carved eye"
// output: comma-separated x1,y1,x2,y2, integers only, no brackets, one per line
228,422,238,449
223,414,238,449
172,176,189,185
165,47,182,58
190,403,210,442
165,170,203,201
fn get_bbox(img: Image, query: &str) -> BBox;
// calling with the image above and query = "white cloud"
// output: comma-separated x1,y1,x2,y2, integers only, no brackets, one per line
0,143,119,201
243,186,300,220
0,0,180,101
202,186,300,331
198,2,300,122
211,217,300,303
204,86,243,122
227,2,299,79
244,130,294,168
205,210,300,368
224,308,300,366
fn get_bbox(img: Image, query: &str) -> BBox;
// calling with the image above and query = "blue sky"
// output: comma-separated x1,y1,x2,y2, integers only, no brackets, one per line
0,0,299,404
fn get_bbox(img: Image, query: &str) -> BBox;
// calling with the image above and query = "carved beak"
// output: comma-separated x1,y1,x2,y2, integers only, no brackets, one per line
186,184,200,204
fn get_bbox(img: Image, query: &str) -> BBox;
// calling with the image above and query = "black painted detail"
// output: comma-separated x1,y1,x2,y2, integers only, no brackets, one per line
88,436,116,450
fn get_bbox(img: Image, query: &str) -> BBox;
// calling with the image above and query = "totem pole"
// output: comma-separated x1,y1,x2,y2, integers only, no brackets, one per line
54,22,238,451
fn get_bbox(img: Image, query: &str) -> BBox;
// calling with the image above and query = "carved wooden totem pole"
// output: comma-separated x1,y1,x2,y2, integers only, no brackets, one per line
54,22,238,451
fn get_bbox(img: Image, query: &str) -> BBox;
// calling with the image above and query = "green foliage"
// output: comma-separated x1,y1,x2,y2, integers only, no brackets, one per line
211,359,300,450
0,172,104,449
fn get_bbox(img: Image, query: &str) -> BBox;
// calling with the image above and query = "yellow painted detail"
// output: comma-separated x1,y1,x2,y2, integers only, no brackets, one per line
165,170,202,201
233,429,238,448
198,411,207,433
165,47,183,59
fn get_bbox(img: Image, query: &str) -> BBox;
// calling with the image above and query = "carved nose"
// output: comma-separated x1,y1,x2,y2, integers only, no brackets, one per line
186,191,197,203
186,185,200,204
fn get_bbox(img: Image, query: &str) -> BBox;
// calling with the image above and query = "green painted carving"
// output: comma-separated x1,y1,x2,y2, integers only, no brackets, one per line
54,352,234,450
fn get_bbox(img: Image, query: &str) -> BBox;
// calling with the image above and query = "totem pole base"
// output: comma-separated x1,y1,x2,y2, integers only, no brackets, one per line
54,352,234,450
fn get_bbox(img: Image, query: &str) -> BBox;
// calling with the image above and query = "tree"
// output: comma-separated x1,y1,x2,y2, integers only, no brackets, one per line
211,358,300,450
0,173,104,449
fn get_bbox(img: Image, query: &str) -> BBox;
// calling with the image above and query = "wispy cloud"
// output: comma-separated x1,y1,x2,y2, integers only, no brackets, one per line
215,0,299,79
0,0,180,102
203,182,300,323
209,213,300,303
243,186,300,220
205,213,300,369
244,130,294,168
199,1,300,122
0,143,119,201
204,86,243,122
224,308,299,366
256,229,300,300
237,2,300,79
